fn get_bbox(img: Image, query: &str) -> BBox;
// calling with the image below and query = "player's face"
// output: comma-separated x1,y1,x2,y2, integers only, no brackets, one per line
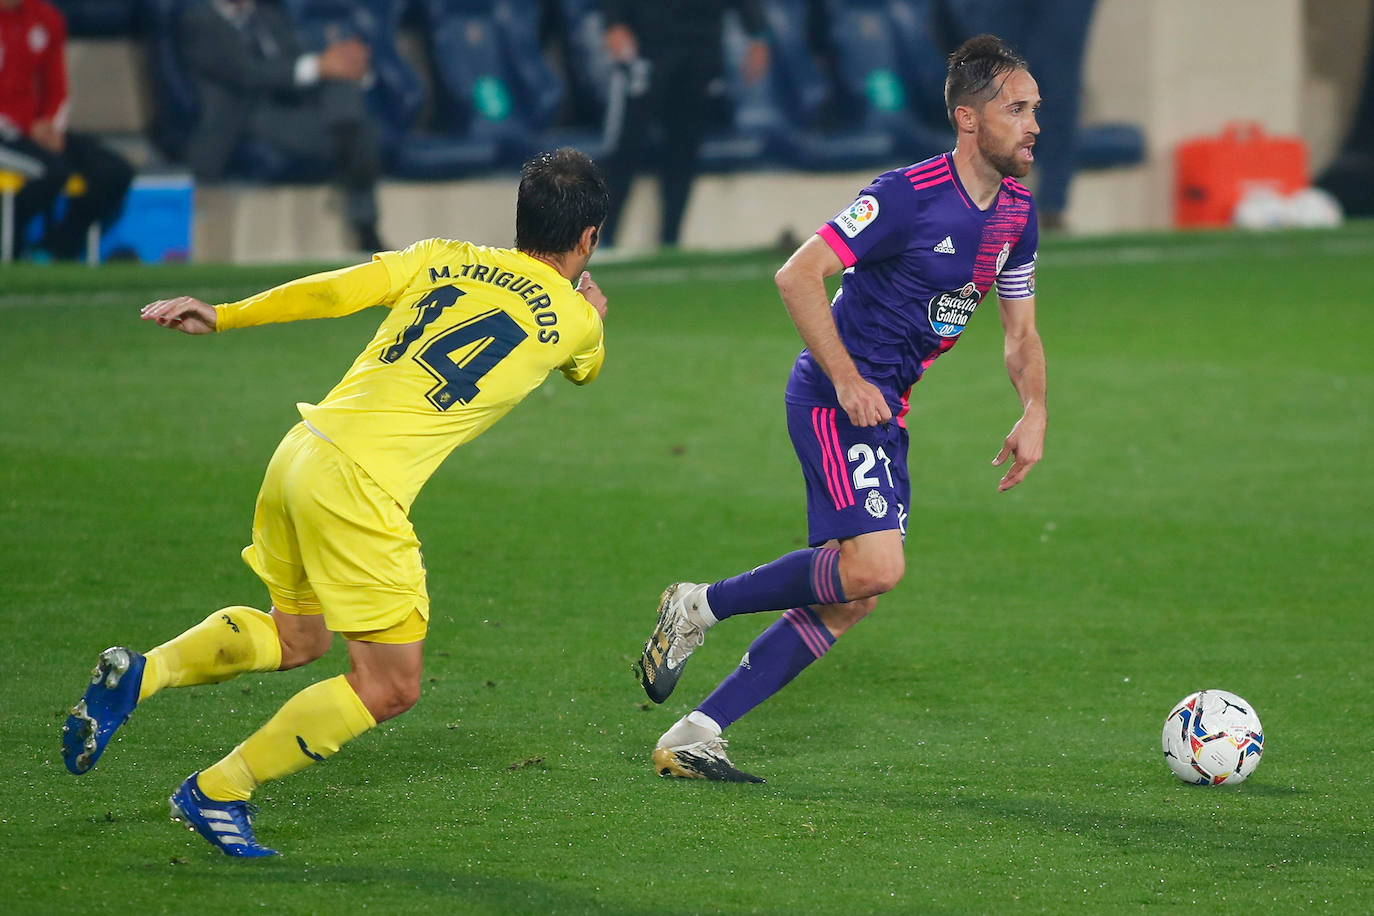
975,68,1041,179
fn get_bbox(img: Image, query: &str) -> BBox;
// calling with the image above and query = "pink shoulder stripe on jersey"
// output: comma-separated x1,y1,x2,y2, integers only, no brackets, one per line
908,158,951,189
1002,176,1029,195
812,407,855,510
905,158,948,179
817,223,857,268
911,172,954,192
914,154,974,209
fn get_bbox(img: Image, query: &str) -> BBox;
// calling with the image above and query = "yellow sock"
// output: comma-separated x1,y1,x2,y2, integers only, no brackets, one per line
198,675,376,801
139,606,283,702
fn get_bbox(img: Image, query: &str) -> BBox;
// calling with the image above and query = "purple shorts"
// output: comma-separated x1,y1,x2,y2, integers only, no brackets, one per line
786,400,910,547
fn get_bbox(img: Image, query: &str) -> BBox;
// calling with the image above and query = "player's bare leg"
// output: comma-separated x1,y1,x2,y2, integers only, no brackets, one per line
270,606,335,669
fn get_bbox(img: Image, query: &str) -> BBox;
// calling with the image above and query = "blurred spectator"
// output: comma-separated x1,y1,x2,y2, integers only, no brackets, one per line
599,0,770,249
936,0,1097,230
0,0,133,259
1316,12,1374,217
177,0,385,251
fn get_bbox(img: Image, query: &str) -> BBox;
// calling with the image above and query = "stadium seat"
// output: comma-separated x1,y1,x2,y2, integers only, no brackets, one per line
139,0,499,179
880,0,1146,173
280,0,425,139
696,10,776,171
1076,123,1146,170
414,0,602,166
703,0,873,170
52,0,139,36
0,148,44,264
814,0,950,168
881,0,952,130
280,0,505,178
546,0,613,120
413,0,532,162
141,0,199,165
737,0,905,171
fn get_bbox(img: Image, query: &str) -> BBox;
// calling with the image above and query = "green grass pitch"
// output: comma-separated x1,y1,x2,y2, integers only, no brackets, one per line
2,225,1371,913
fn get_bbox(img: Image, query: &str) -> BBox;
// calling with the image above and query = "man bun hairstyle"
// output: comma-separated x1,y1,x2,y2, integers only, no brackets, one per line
944,34,1029,128
516,147,609,256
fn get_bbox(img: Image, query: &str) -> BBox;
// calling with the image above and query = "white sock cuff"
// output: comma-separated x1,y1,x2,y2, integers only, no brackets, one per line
687,710,722,736
691,584,718,628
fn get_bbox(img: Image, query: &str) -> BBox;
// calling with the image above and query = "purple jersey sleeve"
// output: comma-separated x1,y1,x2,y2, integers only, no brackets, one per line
817,171,917,268
994,191,1038,299
1007,195,1038,271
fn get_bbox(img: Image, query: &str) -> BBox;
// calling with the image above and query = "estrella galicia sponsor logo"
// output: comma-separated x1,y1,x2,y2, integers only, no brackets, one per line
864,489,889,519
835,195,880,238
927,281,982,338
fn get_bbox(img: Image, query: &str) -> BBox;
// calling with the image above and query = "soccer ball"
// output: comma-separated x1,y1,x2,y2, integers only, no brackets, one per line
1161,690,1264,785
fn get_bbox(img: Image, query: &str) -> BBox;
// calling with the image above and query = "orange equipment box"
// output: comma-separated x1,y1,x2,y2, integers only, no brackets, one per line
1174,122,1308,227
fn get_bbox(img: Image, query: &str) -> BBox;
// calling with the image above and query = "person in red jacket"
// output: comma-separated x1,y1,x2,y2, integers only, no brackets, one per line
0,0,132,259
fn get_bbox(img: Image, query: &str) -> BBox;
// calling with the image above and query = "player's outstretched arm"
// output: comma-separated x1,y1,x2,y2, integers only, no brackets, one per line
140,297,217,335
993,294,1047,491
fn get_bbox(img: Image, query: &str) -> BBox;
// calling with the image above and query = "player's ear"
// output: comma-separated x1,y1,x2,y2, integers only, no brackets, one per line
579,224,600,255
954,103,978,134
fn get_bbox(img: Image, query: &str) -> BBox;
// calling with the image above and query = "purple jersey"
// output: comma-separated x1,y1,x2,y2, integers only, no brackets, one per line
785,152,1038,425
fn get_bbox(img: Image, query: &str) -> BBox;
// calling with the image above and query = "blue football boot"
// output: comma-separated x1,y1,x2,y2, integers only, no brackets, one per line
169,773,278,858
61,646,146,774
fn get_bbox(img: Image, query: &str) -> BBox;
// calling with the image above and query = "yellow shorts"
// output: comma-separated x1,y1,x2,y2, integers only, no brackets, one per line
241,422,429,644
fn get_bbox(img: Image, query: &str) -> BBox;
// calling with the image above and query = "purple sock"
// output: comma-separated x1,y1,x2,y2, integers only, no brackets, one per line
705,547,846,619
697,607,837,730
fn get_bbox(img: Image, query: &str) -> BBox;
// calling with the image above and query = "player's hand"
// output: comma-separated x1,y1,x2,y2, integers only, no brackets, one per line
29,119,65,153
576,271,607,319
992,405,1046,491
140,297,218,335
835,375,891,428
319,38,370,82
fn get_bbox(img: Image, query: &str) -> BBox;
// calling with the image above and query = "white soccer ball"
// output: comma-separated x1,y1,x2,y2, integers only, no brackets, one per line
1161,689,1264,785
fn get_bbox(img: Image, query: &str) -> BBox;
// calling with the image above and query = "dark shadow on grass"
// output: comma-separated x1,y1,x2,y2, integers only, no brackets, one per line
177,861,694,916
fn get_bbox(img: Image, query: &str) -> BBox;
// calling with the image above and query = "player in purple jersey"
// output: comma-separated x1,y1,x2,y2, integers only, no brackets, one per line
636,34,1048,782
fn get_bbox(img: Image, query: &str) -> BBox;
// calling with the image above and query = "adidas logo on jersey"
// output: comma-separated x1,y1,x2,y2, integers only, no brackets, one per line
934,236,957,254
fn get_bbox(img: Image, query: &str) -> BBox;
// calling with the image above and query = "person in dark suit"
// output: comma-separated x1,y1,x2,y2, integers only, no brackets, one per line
598,0,769,249
177,0,385,251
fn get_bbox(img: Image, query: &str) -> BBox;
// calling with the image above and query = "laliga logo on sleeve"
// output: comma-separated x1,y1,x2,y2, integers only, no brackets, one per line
835,195,880,238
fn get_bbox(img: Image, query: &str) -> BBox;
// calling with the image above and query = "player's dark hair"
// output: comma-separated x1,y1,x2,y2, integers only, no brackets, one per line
944,34,1030,128
515,147,609,255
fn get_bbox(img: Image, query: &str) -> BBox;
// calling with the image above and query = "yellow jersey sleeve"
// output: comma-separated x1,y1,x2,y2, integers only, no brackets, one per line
214,260,396,330
560,310,605,385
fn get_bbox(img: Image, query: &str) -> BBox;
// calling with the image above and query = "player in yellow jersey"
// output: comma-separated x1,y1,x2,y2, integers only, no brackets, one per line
59,148,610,858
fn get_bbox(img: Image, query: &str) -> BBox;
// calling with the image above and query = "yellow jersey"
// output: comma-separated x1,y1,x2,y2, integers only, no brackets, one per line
216,238,604,511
